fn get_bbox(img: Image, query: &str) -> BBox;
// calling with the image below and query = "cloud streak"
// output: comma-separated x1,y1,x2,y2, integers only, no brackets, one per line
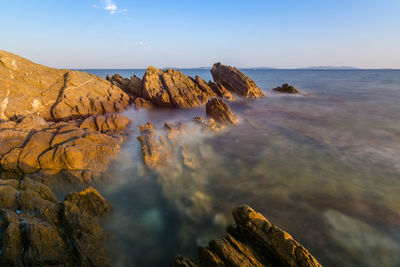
93,0,127,15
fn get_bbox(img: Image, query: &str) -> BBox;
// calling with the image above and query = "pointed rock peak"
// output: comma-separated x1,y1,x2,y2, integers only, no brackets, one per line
210,62,265,98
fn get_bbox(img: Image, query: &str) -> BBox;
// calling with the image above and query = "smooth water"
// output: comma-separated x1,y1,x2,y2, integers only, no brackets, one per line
83,69,400,267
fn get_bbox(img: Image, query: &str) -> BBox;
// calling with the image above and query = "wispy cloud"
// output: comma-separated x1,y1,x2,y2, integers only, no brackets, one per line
136,41,150,48
92,0,127,15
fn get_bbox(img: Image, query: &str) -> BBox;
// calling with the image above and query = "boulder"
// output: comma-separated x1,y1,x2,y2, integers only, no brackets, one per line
206,98,238,125
273,83,301,94
0,179,112,266
210,62,264,98
174,205,322,267
0,50,130,121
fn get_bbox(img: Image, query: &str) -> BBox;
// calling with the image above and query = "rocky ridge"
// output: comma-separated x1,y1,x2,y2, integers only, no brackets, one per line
0,50,130,121
174,205,322,267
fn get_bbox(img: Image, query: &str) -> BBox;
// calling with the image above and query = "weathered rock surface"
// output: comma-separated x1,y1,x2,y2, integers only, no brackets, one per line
106,73,143,98
0,50,130,121
140,67,216,108
0,114,130,186
211,62,264,98
273,83,301,94
206,98,238,125
0,179,111,266
174,205,322,267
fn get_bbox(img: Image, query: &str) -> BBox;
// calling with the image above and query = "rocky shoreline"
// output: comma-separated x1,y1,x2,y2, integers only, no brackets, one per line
0,50,319,266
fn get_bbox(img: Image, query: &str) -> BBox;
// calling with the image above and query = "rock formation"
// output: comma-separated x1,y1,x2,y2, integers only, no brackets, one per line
0,114,130,186
174,205,322,267
211,62,264,98
0,180,111,266
0,50,130,121
206,98,238,125
273,83,301,94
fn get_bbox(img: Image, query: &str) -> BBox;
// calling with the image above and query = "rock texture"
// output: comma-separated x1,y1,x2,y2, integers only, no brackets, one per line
211,63,264,98
174,205,322,267
0,50,130,121
206,98,238,125
0,180,111,266
106,73,143,98
0,114,130,186
140,67,217,108
273,83,301,94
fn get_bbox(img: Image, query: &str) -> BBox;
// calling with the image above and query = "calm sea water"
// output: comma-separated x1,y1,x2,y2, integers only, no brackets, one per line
82,69,400,267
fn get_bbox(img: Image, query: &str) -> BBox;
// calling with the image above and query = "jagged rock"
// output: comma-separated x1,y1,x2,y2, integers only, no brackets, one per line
0,180,111,266
208,81,235,100
210,62,264,98
107,73,143,97
0,114,130,185
141,67,216,108
0,50,130,121
175,205,322,267
273,83,301,94
206,98,238,125
134,97,154,109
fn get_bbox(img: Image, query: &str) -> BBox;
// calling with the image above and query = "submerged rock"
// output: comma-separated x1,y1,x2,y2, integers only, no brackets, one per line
0,50,130,121
206,98,238,125
0,114,130,186
0,179,112,266
174,205,322,267
210,62,264,98
273,83,301,94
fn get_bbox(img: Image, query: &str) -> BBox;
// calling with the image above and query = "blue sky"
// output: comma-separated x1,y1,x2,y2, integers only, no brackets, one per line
1,0,399,68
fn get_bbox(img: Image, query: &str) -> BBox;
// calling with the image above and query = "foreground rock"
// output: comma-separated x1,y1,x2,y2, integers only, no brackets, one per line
174,205,322,267
0,180,111,266
206,98,238,125
0,50,130,121
273,83,301,94
0,114,130,186
211,62,264,98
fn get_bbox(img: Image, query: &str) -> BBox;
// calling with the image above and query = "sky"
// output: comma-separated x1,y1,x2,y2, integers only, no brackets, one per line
1,0,400,69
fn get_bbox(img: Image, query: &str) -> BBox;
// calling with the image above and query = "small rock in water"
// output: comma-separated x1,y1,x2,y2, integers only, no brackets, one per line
273,83,301,94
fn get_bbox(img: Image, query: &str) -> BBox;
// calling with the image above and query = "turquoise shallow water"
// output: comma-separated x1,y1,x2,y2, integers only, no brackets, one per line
83,69,400,267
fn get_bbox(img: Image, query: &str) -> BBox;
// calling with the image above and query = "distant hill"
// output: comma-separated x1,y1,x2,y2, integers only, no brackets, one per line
298,66,359,70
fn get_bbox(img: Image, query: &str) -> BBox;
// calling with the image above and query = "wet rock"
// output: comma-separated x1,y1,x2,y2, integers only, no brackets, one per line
273,83,301,94
0,179,111,266
0,114,130,185
206,98,238,125
141,66,216,108
210,62,264,98
137,122,213,222
0,50,130,121
175,205,322,267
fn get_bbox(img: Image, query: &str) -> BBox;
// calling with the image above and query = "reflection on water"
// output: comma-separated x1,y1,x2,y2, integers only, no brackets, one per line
85,69,400,267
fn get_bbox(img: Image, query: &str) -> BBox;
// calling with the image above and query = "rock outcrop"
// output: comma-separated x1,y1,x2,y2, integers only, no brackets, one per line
211,62,264,98
174,205,322,267
140,67,217,108
273,83,301,94
206,98,238,125
0,180,111,266
0,50,130,121
106,73,143,98
0,114,130,186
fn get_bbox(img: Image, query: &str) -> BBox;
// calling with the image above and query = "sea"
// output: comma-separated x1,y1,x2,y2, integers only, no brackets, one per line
79,68,400,267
